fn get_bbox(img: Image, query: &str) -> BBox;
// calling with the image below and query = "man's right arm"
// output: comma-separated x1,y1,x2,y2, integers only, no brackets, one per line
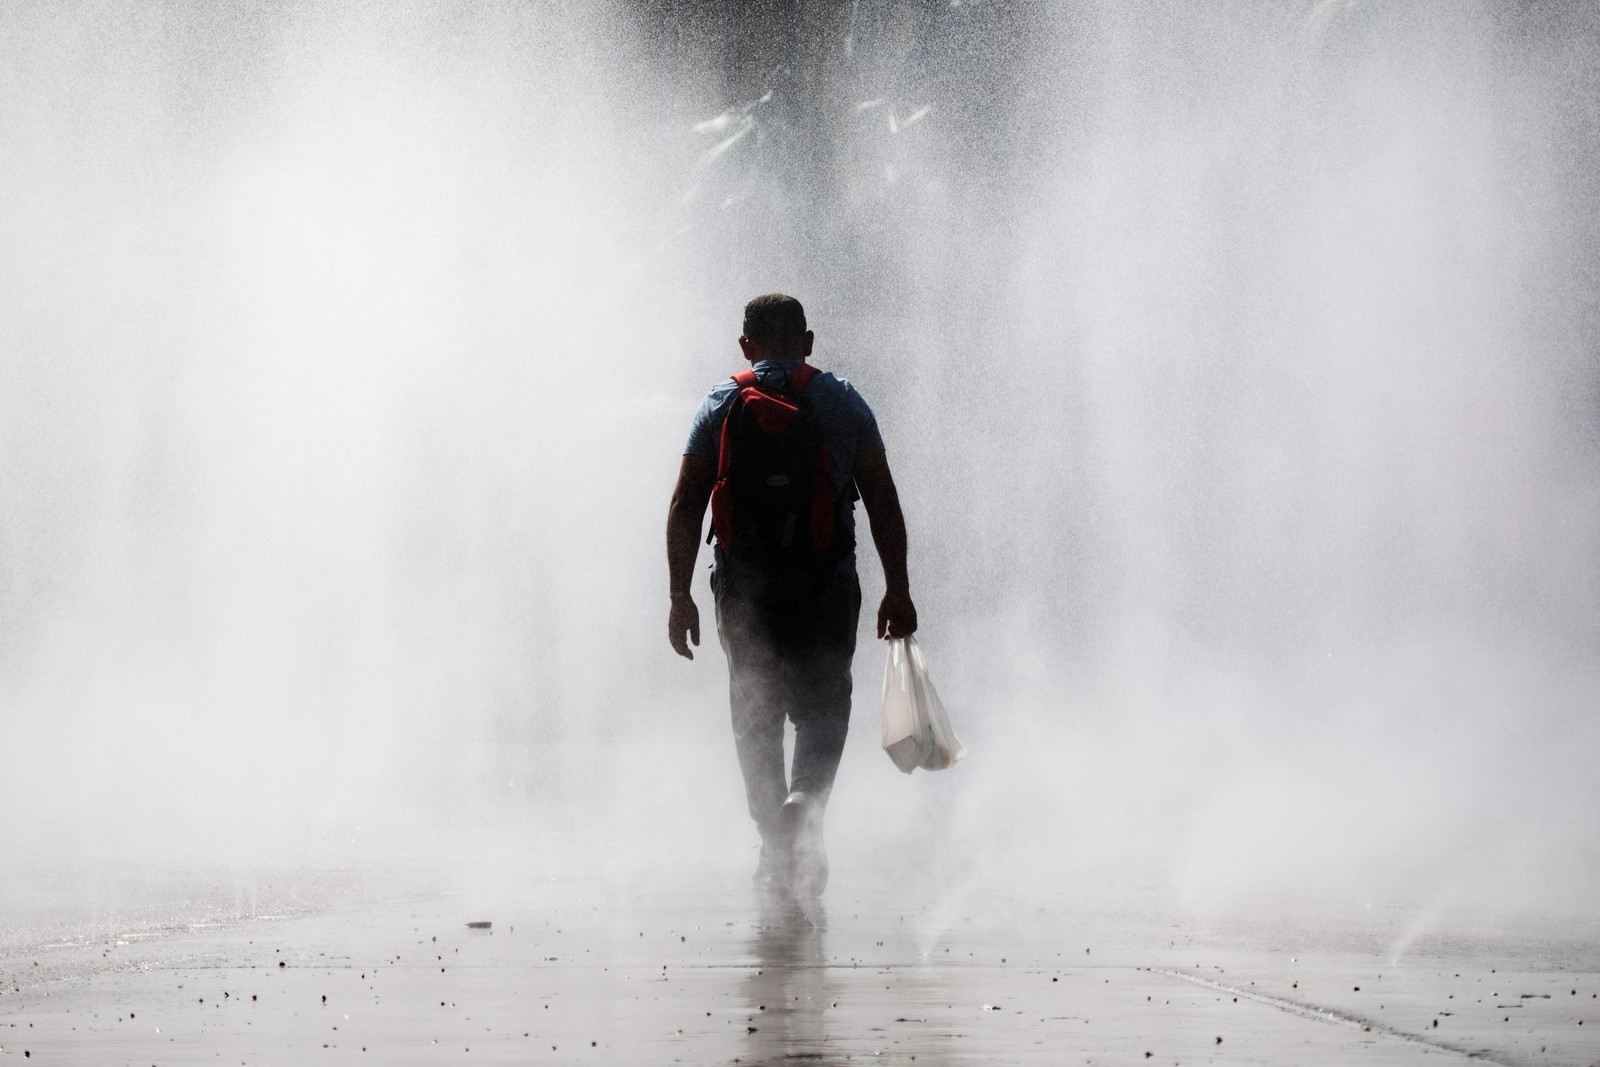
666,453,716,659
854,449,917,639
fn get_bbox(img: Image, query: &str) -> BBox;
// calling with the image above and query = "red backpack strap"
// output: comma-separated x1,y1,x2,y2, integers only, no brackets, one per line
711,376,755,549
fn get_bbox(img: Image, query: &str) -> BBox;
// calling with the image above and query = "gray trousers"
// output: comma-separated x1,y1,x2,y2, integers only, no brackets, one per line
713,563,862,845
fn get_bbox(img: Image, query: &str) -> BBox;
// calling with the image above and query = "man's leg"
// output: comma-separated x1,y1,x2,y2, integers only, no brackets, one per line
786,572,862,802
713,572,790,857
779,572,861,896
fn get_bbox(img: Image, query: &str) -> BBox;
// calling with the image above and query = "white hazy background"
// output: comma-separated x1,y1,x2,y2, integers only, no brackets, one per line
2,1,1596,926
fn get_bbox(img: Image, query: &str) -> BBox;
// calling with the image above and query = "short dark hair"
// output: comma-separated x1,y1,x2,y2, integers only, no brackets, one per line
742,293,808,342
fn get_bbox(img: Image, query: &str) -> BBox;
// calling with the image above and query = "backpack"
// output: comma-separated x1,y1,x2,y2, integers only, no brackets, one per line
708,364,850,578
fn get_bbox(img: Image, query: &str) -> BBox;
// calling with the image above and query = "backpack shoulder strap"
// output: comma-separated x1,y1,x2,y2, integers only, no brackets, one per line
732,369,759,389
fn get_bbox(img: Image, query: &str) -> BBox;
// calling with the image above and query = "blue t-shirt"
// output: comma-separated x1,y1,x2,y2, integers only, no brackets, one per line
685,359,885,573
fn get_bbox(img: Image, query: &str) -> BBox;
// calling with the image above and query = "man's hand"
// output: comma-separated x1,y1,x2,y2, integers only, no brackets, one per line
669,595,701,659
877,590,917,640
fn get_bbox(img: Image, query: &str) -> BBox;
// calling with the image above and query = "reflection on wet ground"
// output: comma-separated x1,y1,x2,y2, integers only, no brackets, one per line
1,874,1597,1065
744,890,834,1063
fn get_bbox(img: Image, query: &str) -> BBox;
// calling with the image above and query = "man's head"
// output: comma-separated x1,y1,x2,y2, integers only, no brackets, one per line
740,293,814,363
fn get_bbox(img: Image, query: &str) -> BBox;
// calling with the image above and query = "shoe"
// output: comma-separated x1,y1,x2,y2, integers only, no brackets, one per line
780,791,828,898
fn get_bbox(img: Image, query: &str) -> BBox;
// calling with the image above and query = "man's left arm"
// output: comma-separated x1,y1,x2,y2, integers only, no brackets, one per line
854,448,917,639
666,454,716,659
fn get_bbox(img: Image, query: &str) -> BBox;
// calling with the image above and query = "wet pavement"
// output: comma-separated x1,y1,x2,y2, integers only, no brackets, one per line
2,870,1597,1065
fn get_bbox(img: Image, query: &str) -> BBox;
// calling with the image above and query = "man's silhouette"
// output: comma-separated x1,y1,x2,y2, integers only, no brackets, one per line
667,294,916,897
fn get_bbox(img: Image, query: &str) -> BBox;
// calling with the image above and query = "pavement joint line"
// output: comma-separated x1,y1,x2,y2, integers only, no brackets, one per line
1147,967,1516,1066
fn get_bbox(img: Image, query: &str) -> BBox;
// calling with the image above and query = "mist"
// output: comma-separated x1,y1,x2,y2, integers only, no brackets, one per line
2,0,1596,931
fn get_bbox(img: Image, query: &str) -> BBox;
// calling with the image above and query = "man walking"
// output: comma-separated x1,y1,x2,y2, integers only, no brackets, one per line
667,294,916,898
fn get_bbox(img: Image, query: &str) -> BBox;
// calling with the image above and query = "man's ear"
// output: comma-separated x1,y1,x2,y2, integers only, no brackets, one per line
738,335,756,363
801,330,815,358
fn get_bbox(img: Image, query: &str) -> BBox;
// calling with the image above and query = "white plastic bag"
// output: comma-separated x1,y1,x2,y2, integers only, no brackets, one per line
880,636,967,773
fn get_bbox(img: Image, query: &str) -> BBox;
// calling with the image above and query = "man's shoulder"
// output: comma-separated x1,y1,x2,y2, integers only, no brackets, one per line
685,376,743,457
808,368,873,414
698,376,742,408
